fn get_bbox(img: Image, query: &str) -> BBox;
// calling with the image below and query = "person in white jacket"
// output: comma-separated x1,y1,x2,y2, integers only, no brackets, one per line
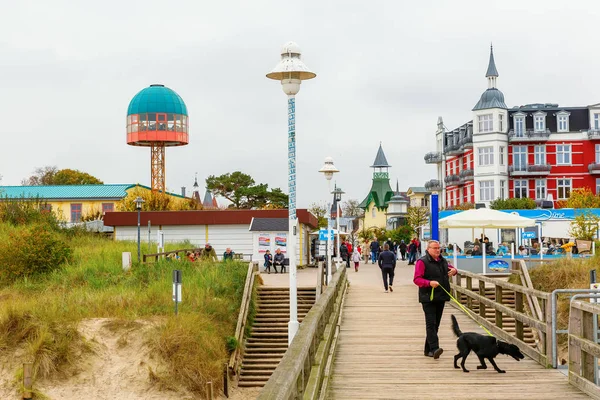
352,246,362,272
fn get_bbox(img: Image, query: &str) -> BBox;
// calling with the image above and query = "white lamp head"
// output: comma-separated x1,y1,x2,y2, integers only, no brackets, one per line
318,156,339,181
266,41,316,95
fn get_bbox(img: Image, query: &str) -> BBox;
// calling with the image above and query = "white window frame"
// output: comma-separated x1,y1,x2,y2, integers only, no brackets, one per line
556,144,572,165
499,114,504,133
596,144,600,164
535,179,546,200
513,112,526,137
534,112,547,133
534,145,546,165
499,146,505,165
467,185,472,202
514,180,528,198
479,180,495,201
513,145,528,171
478,146,494,166
596,178,600,195
556,111,570,133
478,114,493,133
594,113,600,130
557,178,572,200
500,180,506,200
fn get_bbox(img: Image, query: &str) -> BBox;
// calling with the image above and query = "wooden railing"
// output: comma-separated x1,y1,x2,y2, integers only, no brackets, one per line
142,248,249,263
568,300,600,399
451,269,553,367
257,265,348,400
228,262,258,379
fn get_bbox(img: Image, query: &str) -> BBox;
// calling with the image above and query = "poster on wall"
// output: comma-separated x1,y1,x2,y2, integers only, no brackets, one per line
275,233,287,253
258,233,271,253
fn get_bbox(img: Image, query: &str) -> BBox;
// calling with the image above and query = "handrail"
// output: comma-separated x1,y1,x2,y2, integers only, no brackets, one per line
452,269,553,367
258,266,347,400
228,262,257,377
142,248,251,263
568,299,600,398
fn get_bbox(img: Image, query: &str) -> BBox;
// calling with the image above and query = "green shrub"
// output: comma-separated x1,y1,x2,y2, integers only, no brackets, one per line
225,336,238,353
0,224,72,283
0,197,60,229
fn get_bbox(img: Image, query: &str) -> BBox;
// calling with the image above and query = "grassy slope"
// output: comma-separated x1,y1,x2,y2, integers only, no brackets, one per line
0,227,248,397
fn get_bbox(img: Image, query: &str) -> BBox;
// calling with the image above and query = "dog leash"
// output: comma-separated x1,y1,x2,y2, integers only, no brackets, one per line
431,285,494,337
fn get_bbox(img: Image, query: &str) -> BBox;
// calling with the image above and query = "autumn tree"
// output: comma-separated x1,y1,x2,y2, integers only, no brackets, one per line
206,172,288,209
558,188,600,209
569,211,600,241
116,186,198,212
342,199,365,218
406,206,429,235
22,166,103,185
308,202,328,228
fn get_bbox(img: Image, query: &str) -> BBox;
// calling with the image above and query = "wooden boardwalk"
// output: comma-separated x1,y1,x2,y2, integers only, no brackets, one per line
327,260,590,399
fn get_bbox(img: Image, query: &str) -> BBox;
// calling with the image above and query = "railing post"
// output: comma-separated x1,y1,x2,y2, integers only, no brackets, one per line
544,297,553,365
466,276,473,310
569,305,583,379
582,308,596,382
479,280,486,318
495,285,503,329
515,291,524,341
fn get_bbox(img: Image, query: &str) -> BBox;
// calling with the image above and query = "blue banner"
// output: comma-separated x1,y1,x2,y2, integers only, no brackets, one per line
430,194,439,241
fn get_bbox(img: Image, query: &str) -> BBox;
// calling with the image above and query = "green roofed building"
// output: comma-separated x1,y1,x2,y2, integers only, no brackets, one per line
359,144,396,229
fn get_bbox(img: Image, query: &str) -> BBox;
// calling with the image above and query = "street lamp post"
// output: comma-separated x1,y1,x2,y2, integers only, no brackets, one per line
332,184,345,268
319,157,339,284
267,41,316,344
134,196,145,263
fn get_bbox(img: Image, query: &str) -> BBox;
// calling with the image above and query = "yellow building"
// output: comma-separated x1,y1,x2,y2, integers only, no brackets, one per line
406,187,431,208
359,144,395,230
0,184,186,223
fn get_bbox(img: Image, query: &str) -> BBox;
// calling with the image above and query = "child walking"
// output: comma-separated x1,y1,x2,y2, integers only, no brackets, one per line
352,245,361,272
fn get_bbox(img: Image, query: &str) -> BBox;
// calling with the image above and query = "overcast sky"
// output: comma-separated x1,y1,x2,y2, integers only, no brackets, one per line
1,0,599,208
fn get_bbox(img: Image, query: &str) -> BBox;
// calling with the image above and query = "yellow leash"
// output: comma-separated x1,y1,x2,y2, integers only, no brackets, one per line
431,285,494,337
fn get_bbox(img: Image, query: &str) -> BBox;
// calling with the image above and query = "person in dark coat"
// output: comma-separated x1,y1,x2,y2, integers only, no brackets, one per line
407,240,418,265
399,240,408,261
263,250,273,273
340,240,350,268
369,239,380,264
378,243,397,293
273,248,286,273
413,240,457,359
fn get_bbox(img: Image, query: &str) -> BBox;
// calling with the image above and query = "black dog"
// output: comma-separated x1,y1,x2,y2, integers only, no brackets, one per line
451,314,524,373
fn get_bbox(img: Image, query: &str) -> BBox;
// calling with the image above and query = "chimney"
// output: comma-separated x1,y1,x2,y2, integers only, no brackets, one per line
181,187,186,197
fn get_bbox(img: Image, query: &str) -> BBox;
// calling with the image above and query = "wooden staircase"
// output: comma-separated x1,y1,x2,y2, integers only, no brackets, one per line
459,287,536,344
238,286,316,387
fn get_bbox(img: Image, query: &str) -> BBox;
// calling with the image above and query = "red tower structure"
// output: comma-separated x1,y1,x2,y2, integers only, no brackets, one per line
126,84,189,192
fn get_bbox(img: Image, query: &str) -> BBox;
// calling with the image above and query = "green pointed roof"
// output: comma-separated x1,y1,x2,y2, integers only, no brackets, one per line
359,177,394,210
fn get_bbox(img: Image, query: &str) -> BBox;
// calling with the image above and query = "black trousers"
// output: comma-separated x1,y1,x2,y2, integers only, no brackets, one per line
381,266,395,290
422,301,445,354
400,250,406,260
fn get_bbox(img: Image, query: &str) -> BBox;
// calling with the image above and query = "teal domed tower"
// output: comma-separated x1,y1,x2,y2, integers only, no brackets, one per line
126,84,189,192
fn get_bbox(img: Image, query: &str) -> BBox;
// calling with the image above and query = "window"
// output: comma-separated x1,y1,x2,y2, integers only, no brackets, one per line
372,207,376,218
70,203,82,223
479,180,495,201
40,204,52,213
514,115,525,137
535,179,546,200
597,178,600,195
500,180,506,199
596,144,600,164
102,203,114,214
556,144,572,165
467,185,472,202
557,112,570,132
478,114,493,133
557,179,572,200
514,180,528,198
478,146,494,166
499,114,504,132
499,146,505,165
534,145,546,165
594,113,600,130
513,145,527,171
534,112,546,132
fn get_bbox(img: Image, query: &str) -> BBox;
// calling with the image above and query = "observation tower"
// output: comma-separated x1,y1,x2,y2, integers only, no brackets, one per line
126,84,189,192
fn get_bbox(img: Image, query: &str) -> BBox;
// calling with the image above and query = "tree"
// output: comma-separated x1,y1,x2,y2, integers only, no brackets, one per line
342,199,365,218
489,197,536,210
406,206,429,236
22,166,103,185
206,172,288,209
558,188,600,209
453,202,475,211
117,186,198,212
569,211,600,241
308,202,328,228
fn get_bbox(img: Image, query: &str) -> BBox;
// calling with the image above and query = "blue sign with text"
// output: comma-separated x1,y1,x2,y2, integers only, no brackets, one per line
319,229,334,241
522,231,537,239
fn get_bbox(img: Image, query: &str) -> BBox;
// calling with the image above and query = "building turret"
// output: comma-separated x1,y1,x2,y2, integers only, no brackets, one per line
359,143,395,229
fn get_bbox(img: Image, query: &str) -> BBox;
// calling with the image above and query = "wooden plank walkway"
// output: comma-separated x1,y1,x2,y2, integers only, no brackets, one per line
327,260,590,399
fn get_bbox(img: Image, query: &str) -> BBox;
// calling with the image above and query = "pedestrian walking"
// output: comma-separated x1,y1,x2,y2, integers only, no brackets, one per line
413,240,457,359
352,245,361,272
407,239,417,265
340,240,350,268
378,243,396,293
399,240,407,261
370,239,380,264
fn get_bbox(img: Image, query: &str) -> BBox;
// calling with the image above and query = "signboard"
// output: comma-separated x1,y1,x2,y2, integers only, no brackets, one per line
258,233,271,253
487,259,510,273
319,229,334,241
522,231,536,239
275,233,287,253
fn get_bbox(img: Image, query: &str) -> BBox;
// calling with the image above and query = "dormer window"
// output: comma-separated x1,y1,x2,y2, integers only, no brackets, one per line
534,112,546,133
556,111,570,133
513,113,526,137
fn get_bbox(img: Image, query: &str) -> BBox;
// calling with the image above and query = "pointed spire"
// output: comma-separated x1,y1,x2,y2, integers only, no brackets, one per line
193,172,199,189
486,44,499,78
396,179,399,194
371,143,391,168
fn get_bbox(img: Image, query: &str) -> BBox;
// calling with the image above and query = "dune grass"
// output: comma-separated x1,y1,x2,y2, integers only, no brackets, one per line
0,226,249,397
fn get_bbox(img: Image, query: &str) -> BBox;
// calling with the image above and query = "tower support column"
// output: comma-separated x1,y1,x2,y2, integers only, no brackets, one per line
151,142,166,192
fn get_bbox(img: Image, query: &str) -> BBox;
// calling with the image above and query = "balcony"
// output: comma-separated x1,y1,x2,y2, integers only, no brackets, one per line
459,169,474,182
589,163,600,174
424,151,442,164
588,129,600,140
508,164,552,176
424,179,442,191
444,174,461,186
444,143,463,157
508,129,551,142
459,135,473,149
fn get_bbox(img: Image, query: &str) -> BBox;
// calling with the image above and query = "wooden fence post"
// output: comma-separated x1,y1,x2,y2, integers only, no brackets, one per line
206,381,213,400
495,285,503,329
23,362,32,400
515,291,524,341
478,280,486,318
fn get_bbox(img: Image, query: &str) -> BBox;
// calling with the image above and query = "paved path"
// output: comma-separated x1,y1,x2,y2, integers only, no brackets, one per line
327,260,590,400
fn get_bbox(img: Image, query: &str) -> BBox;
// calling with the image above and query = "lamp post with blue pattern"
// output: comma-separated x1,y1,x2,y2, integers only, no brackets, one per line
267,42,316,344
